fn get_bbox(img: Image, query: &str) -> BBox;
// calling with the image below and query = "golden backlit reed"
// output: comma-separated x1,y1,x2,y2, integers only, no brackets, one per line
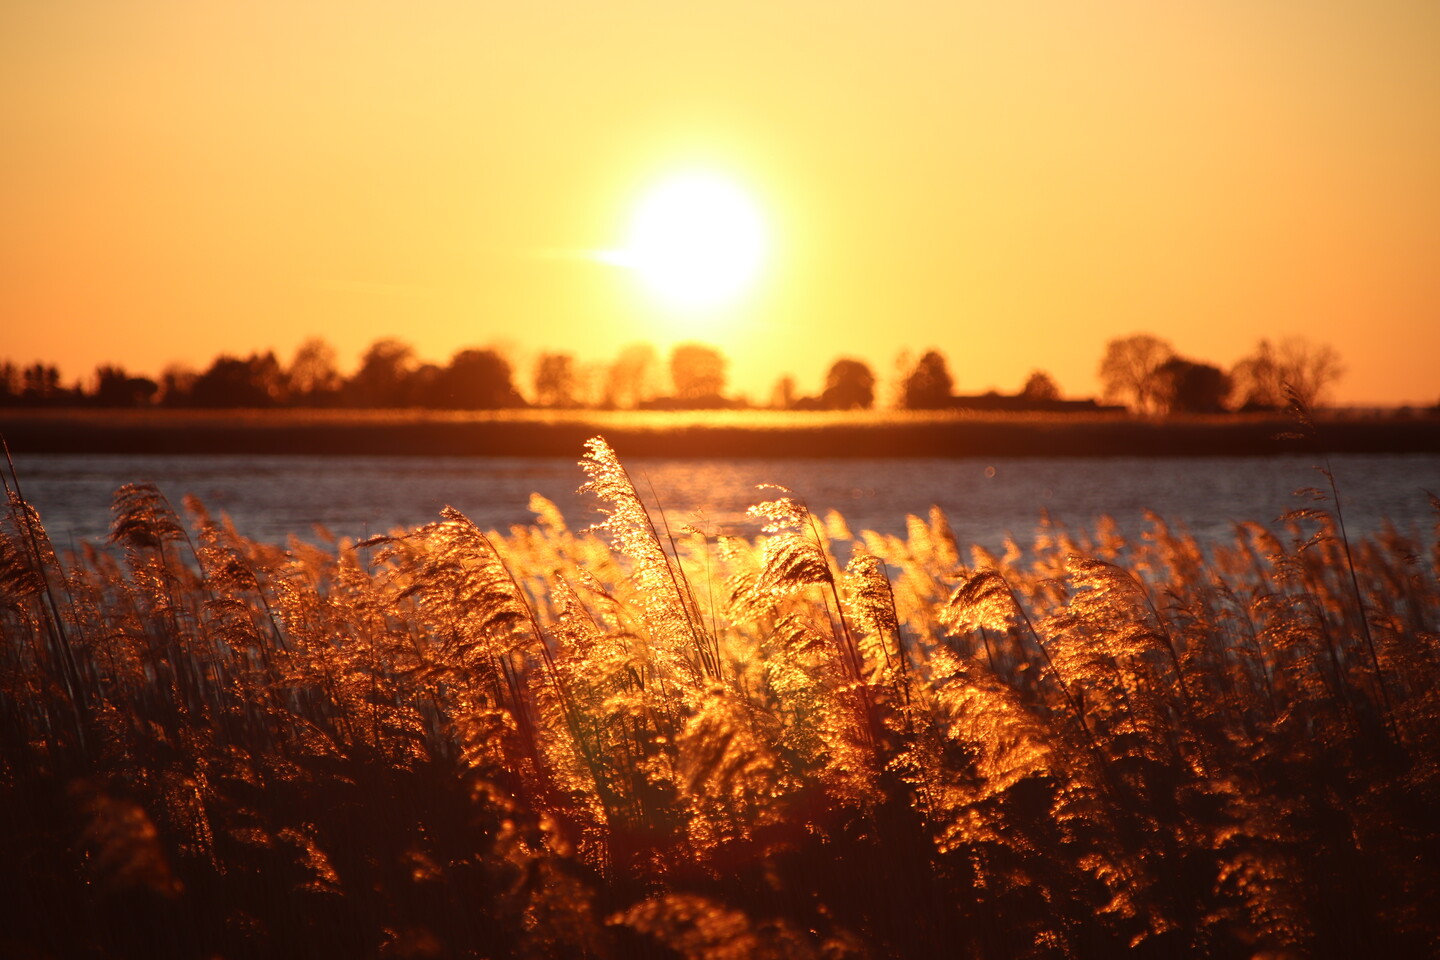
1,437,1437,959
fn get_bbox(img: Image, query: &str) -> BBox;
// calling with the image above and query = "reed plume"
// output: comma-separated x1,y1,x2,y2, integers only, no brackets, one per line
0,438,1436,958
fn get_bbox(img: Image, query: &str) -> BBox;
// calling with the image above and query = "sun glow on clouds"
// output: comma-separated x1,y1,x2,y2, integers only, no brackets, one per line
598,172,768,312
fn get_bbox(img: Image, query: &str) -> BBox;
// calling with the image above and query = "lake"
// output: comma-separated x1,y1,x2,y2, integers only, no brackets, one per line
10,451,1438,555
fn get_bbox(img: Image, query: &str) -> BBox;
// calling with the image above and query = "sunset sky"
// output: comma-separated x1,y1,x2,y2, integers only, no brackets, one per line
3,0,1438,405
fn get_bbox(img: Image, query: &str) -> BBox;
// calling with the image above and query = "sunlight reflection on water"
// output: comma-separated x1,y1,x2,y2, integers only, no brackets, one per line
14,452,1439,555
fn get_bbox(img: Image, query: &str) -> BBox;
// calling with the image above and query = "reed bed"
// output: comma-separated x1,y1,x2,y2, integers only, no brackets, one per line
1,438,1437,959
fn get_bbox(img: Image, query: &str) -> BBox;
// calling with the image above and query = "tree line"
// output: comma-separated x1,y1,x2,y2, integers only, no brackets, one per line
0,333,1349,413
1097,334,1343,413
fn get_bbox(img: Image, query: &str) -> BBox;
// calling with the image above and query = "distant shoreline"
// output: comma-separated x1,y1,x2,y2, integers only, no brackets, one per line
4,408,1439,459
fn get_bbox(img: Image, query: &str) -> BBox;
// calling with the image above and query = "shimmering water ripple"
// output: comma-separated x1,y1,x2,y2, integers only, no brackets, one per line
13,452,1439,554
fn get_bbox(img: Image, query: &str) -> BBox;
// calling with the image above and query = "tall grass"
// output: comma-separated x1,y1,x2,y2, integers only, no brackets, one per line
1,437,1437,959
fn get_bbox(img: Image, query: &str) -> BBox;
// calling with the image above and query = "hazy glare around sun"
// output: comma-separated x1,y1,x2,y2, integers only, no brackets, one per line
599,172,768,311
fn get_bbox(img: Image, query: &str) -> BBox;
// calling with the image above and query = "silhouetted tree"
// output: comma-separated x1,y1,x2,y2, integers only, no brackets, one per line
404,363,445,407
533,352,578,408
1230,337,1342,410
1020,370,1062,403
1281,337,1343,409
902,350,954,410
769,375,797,410
887,350,914,409
288,338,343,406
190,352,286,407
93,365,158,407
1156,358,1231,414
348,338,416,407
570,359,606,408
669,343,728,403
1229,340,1281,410
21,363,64,402
822,359,876,410
428,348,524,409
1099,334,1175,413
158,365,198,407
602,343,660,409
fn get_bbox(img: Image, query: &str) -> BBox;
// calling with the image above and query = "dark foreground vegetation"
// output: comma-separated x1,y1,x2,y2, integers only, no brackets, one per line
3,439,1439,959
4,407,1440,458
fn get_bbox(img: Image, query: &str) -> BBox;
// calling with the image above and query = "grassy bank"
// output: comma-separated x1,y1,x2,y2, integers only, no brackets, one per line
4,407,1440,457
2,438,1437,958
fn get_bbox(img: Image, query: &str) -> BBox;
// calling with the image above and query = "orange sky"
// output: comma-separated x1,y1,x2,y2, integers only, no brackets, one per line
3,1,1438,405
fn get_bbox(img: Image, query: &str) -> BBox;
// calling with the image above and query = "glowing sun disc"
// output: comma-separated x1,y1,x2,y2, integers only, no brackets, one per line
607,172,768,310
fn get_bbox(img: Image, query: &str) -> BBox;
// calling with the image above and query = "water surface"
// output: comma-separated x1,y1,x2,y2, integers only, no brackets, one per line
12,452,1437,554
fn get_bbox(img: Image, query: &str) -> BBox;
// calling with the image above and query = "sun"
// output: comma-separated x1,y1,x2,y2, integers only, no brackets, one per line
603,172,768,311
